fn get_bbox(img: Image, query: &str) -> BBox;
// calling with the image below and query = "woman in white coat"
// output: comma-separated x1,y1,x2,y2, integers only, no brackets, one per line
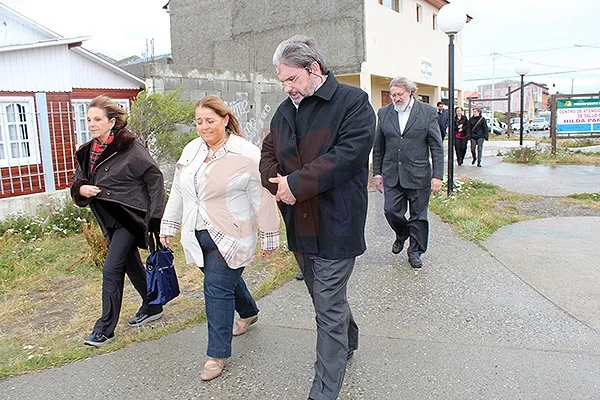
160,96,279,381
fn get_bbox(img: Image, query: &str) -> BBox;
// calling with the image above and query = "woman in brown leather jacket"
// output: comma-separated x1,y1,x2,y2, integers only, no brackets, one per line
71,95,165,347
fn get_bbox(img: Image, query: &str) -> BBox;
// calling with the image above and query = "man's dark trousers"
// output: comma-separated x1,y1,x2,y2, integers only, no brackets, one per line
294,253,359,400
383,182,431,257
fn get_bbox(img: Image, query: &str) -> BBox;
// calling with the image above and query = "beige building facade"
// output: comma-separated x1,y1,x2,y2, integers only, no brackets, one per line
338,0,465,110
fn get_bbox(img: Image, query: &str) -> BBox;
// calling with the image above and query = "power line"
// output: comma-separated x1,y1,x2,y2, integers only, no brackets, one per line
464,44,595,58
464,67,600,81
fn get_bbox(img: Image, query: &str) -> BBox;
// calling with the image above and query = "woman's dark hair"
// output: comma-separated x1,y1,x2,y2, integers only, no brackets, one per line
89,95,128,132
195,95,243,137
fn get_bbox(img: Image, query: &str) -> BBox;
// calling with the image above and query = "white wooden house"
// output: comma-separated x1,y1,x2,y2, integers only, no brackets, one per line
0,3,144,199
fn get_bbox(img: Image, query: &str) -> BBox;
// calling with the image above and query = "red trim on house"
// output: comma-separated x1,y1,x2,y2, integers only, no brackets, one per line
0,88,142,199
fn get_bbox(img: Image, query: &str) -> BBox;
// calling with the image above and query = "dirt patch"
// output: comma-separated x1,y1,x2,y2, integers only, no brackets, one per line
0,277,83,336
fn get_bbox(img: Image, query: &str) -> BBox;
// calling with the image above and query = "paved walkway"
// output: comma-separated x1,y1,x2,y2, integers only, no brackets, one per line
1,156,600,399
455,155,600,196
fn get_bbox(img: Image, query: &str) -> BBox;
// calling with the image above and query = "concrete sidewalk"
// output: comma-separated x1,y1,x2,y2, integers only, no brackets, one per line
2,187,600,399
455,156,600,196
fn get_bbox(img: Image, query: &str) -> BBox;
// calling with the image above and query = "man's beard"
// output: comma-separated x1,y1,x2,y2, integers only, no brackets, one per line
289,86,315,106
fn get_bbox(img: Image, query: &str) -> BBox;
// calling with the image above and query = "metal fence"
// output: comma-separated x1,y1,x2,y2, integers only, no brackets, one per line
0,97,78,198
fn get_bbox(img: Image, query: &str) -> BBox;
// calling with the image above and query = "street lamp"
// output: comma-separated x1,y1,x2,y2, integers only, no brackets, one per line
515,60,530,146
438,3,466,196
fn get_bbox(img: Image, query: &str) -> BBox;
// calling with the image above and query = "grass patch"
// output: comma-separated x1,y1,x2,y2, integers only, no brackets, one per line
0,230,296,379
564,193,600,211
504,147,600,165
429,178,536,242
559,138,600,148
568,193,600,202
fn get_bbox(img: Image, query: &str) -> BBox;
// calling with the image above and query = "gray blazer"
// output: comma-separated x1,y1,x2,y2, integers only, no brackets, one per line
373,99,444,190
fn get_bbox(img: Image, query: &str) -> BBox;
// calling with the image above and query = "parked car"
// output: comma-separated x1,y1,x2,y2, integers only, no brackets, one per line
510,117,530,133
485,118,505,135
529,117,550,131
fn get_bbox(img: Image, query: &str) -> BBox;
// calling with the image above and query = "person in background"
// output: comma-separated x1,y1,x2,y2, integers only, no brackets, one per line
260,35,375,400
373,76,444,269
468,106,489,167
160,95,279,382
436,101,449,141
453,106,470,166
71,95,166,347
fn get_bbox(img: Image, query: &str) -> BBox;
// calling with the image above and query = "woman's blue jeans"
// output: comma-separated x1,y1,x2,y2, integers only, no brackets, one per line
195,230,259,358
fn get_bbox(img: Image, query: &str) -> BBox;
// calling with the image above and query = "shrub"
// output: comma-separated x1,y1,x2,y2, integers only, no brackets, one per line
81,220,107,268
505,146,540,164
0,203,94,241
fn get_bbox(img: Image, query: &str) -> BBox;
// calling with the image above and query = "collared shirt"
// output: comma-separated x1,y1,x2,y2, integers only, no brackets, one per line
394,96,415,134
89,133,114,173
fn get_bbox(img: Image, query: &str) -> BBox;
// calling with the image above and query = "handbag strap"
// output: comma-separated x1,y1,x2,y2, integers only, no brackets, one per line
471,116,483,132
148,231,163,253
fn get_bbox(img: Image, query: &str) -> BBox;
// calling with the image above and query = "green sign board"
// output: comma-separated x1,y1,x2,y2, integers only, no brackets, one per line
556,97,600,135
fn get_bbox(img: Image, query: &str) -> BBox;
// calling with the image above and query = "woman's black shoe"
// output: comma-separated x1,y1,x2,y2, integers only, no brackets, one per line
84,332,114,347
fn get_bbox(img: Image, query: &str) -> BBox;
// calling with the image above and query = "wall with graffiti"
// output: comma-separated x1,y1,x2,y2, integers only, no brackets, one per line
145,64,287,146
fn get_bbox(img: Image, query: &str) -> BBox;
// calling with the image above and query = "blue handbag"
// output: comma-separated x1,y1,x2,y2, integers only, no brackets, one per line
146,232,180,305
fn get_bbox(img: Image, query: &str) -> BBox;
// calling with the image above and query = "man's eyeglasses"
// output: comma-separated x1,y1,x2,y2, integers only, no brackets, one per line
389,90,407,99
280,70,305,88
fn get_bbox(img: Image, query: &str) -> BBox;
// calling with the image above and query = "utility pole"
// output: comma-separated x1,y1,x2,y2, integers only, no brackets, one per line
571,78,574,94
491,52,496,122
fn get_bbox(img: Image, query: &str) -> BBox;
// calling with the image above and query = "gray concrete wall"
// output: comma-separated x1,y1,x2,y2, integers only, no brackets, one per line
0,189,71,223
169,0,366,75
144,63,288,145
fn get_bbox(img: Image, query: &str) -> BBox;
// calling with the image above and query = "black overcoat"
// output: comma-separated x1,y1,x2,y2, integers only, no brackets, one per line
260,74,376,259
70,128,165,249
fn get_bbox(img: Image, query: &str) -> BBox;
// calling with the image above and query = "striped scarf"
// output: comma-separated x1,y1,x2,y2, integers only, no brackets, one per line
89,134,114,174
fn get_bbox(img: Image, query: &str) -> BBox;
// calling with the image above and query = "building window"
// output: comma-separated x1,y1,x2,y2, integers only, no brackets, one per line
416,4,423,23
0,97,40,167
73,99,129,147
418,95,430,104
433,14,437,30
379,0,403,13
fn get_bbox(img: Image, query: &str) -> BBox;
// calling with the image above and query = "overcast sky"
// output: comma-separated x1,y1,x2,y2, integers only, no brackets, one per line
3,0,599,94
1,0,171,59
453,0,600,94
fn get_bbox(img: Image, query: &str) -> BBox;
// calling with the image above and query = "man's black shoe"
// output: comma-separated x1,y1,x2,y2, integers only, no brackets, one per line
84,332,114,347
409,254,423,269
391,238,404,254
128,311,163,327
296,271,304,280
471,158,476,165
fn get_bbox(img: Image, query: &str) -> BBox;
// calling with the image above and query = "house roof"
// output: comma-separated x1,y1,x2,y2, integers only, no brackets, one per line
507,82,549,95
0,2,144,88
0,36,91,53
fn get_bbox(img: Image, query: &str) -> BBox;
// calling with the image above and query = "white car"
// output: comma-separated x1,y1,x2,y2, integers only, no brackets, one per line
529,118,549,131
510,119,530,133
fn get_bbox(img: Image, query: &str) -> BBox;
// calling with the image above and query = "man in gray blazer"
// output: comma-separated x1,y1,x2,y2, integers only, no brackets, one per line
373,76,444,268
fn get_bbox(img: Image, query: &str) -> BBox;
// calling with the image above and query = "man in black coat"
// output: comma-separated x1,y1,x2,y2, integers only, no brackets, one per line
260,35,375,400
373,77,444,269
436,101,449,140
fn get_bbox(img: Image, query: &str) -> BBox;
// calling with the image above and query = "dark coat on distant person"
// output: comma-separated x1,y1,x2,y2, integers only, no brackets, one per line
71,128,165,249
437,108,449,139
468,115,489,141
454,115,470,139
260,73,376,259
